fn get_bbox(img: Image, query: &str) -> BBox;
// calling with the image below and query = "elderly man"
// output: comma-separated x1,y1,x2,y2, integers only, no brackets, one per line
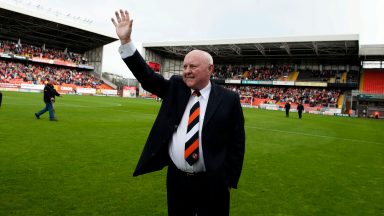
112,10,245,215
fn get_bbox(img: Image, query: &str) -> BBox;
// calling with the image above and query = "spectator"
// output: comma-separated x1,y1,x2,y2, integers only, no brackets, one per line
285,101,291,117
34,79,61,121
297,102,304,119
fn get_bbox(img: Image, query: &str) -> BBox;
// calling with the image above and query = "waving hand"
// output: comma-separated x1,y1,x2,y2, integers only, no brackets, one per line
111,9,133,44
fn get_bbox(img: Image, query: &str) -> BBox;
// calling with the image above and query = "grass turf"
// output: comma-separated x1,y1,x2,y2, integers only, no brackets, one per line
0,91,383,215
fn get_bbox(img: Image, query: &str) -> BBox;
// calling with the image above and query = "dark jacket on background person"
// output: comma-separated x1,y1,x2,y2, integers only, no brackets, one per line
297,103,304,119
43,84,60,103
285,102,291,117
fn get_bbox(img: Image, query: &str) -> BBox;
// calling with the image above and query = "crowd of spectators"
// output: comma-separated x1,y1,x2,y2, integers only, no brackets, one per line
297,69,337,82
212,63,358,83
213,64,292,80
0,40,88,65
227,85,341,107
0,60,103,88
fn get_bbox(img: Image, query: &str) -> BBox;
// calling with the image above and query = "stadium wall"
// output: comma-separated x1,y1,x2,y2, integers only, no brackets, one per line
84,46,103,77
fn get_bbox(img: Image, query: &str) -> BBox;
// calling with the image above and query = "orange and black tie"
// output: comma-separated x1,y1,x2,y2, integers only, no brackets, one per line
184,90,201,165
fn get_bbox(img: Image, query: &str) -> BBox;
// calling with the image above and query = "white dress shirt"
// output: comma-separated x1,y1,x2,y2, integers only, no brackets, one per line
168,83,211,173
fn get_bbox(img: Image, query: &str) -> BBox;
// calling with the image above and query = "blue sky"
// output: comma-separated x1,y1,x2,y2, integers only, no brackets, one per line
1,0,383,78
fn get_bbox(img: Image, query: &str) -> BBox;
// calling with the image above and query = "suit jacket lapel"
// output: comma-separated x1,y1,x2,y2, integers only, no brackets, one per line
203,82,222,128
176,82,191,123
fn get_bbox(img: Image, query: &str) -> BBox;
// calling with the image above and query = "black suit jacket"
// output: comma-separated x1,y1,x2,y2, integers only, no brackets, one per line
123,50,245,188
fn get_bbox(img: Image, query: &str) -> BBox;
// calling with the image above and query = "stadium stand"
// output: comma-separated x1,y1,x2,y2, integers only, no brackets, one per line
0,5,118,94
0,40,88,64
140,35,384,117
228,85,341,108
1,3,383,117
286,71,299,81
213,64,292,81
360,69,384,94
0,59,108,89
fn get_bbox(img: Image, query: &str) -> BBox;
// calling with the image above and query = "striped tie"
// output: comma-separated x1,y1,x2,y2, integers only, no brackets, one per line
185,90,200,165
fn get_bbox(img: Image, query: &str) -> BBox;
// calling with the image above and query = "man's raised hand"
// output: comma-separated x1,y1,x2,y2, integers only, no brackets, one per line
111,9,133,45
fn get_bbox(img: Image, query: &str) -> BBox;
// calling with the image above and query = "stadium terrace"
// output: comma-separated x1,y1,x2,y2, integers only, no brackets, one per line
0,5,383,118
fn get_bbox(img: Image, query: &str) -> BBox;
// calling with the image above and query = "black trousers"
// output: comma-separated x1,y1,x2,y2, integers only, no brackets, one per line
167,163,230,216
298,111,302,119
0,92,2,107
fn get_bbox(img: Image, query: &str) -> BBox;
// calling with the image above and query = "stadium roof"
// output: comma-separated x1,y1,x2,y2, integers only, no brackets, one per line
359,44,384,61
143,34,360,64
0,3,118,53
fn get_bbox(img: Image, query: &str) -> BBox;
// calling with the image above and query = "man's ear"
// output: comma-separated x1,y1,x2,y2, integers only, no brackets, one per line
208,64,214,76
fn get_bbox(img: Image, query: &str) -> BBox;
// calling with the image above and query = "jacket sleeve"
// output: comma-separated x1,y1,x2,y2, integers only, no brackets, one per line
226,93,245,189
122,50,169,98
54,89,60,97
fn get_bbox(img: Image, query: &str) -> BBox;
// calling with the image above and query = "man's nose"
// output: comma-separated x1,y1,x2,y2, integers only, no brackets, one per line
184,66,192,73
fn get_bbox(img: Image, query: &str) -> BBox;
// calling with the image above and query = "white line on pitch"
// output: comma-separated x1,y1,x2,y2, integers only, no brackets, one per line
247,125,383,145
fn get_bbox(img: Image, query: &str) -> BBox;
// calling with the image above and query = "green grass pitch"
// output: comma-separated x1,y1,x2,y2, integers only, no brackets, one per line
0,91,383,215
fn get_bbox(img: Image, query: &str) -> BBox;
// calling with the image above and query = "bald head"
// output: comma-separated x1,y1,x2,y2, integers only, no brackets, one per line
182,49,214,90
185,50,213,65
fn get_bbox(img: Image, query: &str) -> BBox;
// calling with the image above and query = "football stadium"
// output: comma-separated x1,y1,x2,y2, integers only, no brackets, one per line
0,2,383,216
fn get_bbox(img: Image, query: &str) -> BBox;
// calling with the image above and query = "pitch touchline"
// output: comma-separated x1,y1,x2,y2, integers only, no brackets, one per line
247,126,383,145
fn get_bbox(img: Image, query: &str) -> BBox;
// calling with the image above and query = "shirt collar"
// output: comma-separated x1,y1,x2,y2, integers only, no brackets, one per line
191,81,211,99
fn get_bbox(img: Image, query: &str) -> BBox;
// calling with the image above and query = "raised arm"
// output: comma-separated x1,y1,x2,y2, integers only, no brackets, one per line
111,10,169,98
111,9,133,45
